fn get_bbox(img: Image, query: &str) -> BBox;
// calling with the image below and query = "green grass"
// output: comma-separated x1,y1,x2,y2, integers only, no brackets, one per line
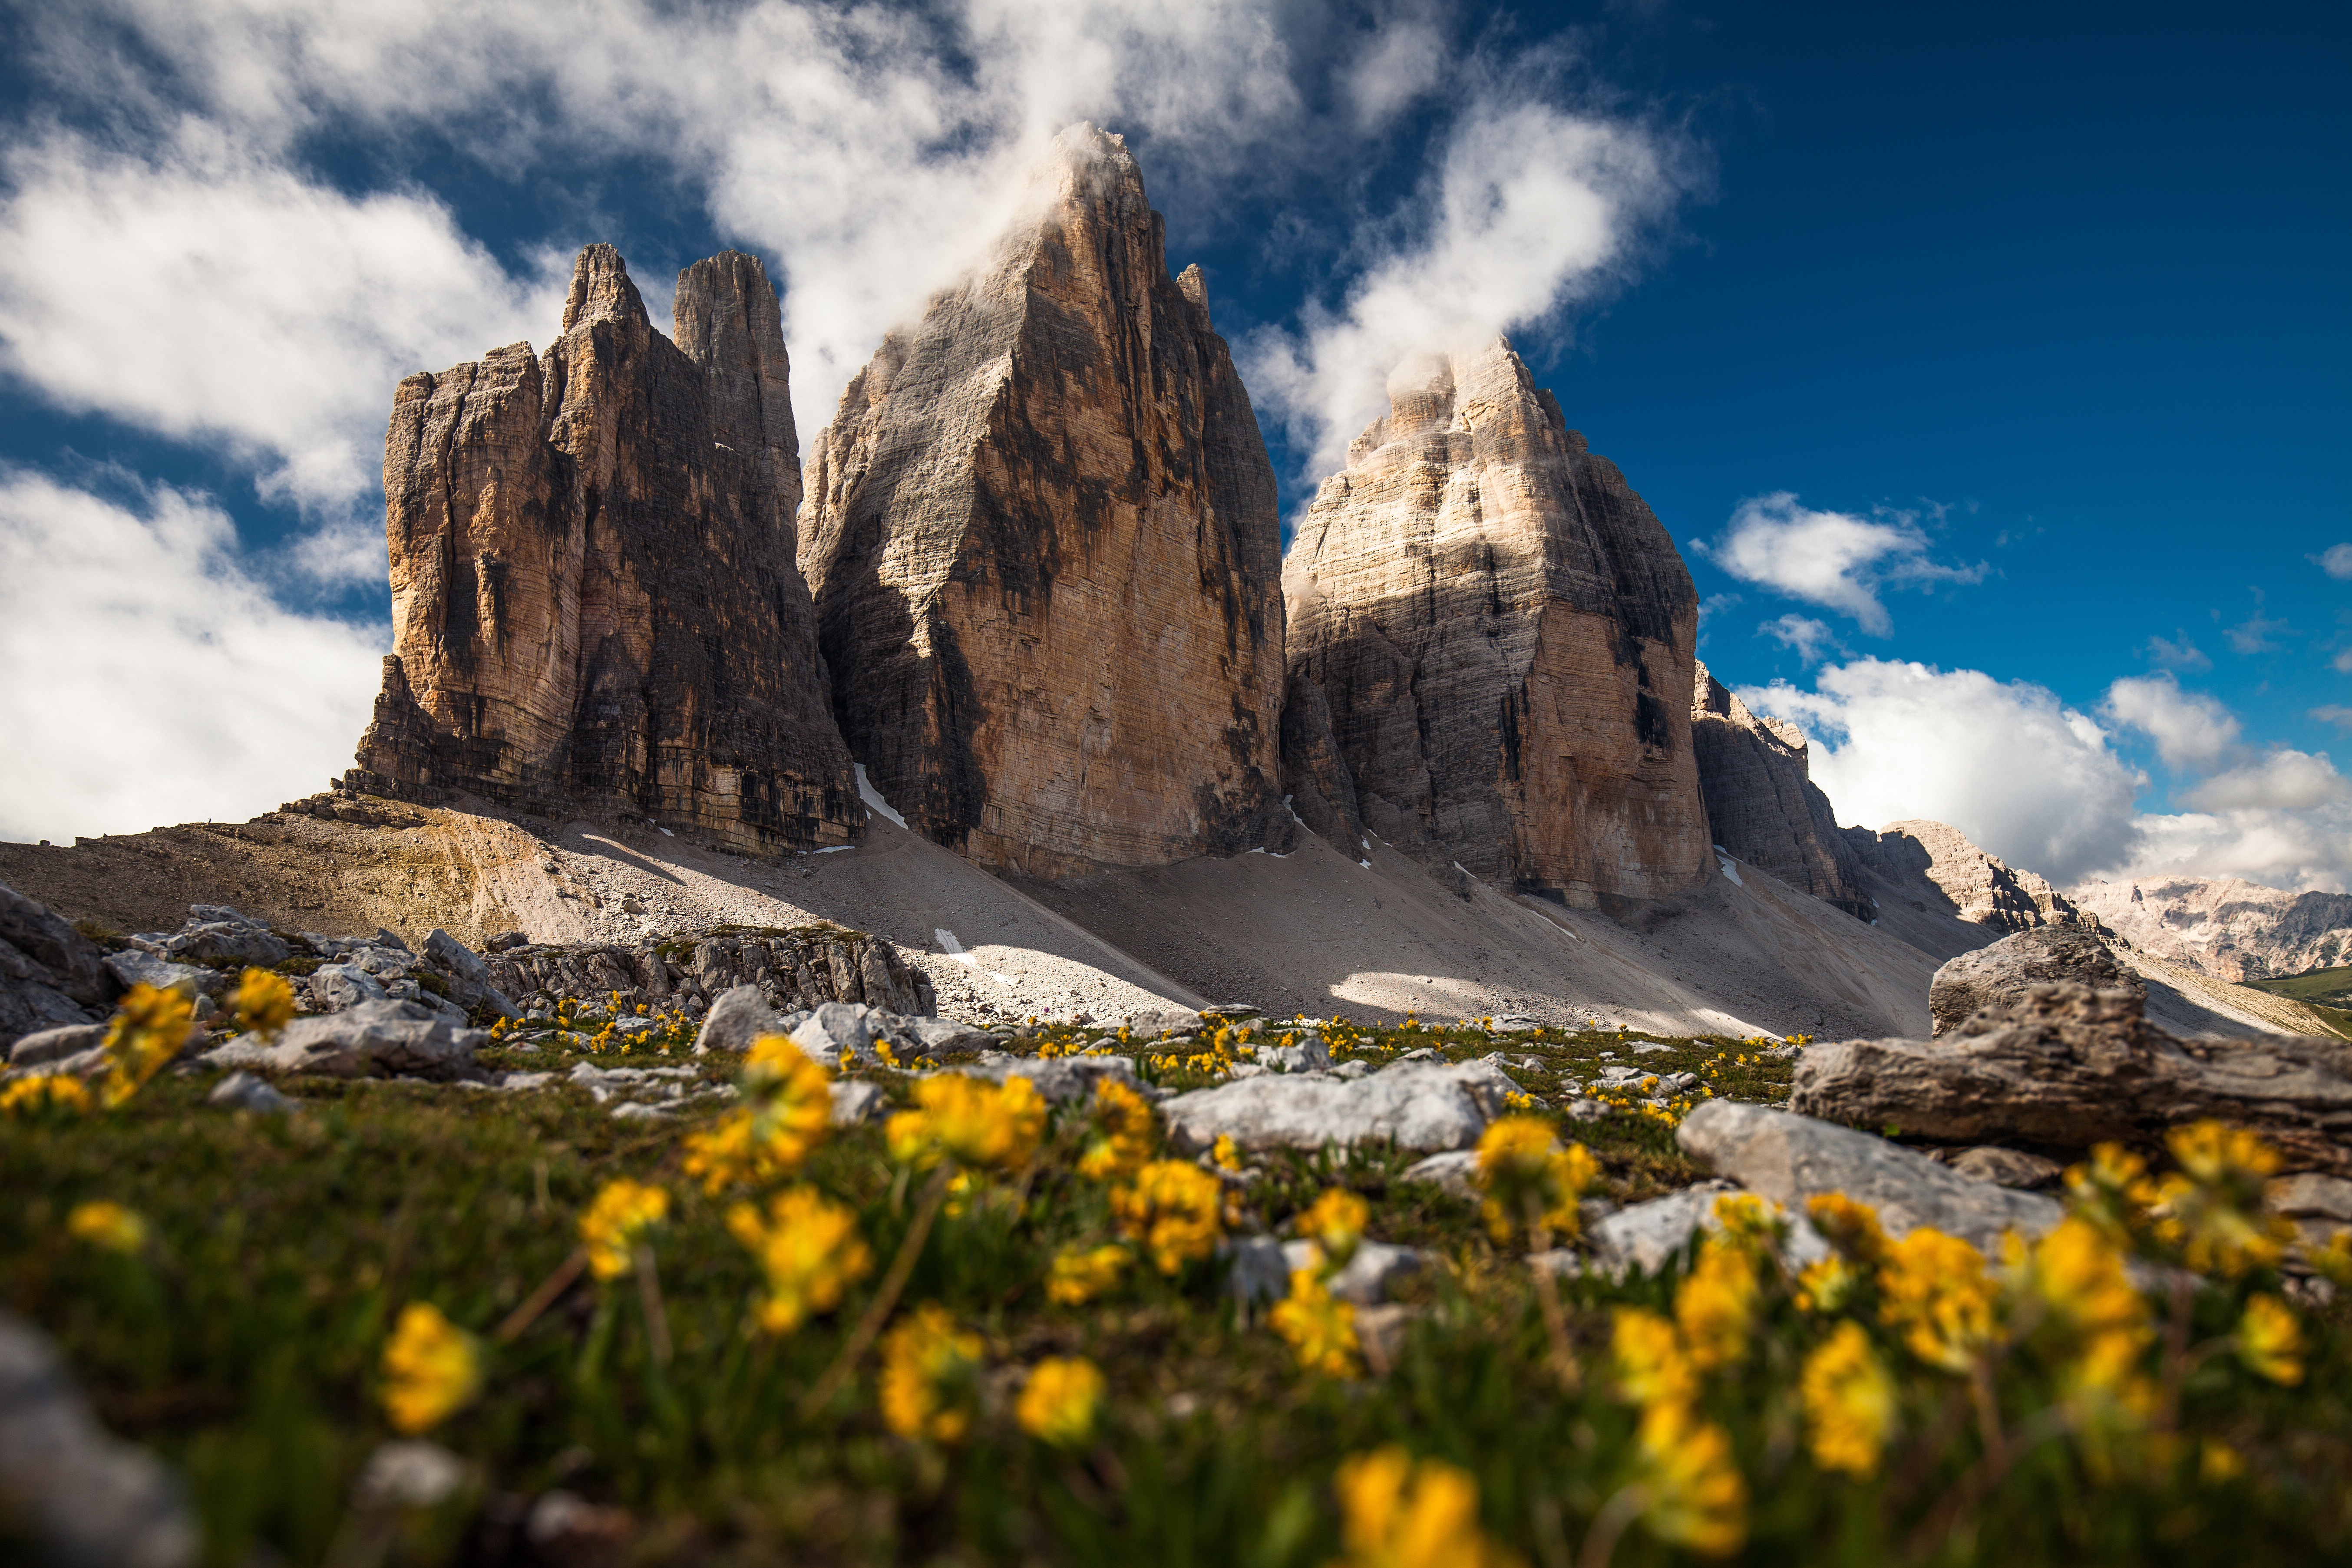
3,1018,2345,1567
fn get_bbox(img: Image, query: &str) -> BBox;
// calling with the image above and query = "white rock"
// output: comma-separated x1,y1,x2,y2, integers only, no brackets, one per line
1161,1059,1518,1154
830,1079,888,1127
205,1071,294,1114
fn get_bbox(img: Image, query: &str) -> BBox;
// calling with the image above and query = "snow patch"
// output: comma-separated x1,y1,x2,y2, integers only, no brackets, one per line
855,763,908,829
1714,853,1743,886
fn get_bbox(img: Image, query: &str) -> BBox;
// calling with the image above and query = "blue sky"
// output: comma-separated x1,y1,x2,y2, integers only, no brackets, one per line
0,1,2344,891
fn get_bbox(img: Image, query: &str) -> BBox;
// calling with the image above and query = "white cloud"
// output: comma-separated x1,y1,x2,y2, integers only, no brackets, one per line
2316,543,2352,580
2221,593,2290,655
2142,631,2211,672
2182,749,2349,812
2312,704,2352,730
2122,803,2352,895
1696,493,1984,636
1240,97,1685,481
2101,672,2241,771
0,126,558,515
1341,14,1447,128
0,467,386,843
1758,613,1840,664
1741,658,2145,883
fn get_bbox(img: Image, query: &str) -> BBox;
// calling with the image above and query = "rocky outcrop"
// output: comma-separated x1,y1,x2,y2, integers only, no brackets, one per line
1282,340,1711,906
1689,662,1872,918
1928,926,2144,1037
486,928,932,1019
799,125,1286,877
0,882,117,1049
2070,875,2352,982
1791,982,2352,1176
350,244,857,855
1844,819,2092,932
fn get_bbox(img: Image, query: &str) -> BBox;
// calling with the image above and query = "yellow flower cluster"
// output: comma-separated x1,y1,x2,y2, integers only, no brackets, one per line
578,1178,669,1280
1076,1079,1156,1182
231,967,295,1037
67,1199,148,1254
1,1074,93,1118
1331,1446,1522,1568
1047,1243,1132,1306
682,1034,832,1193
879,1302,984,1443
887,1073,1046,1172
1298,1188,1368,1270
727,1186,873,1334
1109,1160,1225,1274
2144,1121,2295,1277
99,983,194,1109
1472,1116,1596,1246
380,1302,482,1435
1016,1356,1103,1448
1876,1227,2000,1375
1798,1320,1898,1477
1269,1265,1361,1378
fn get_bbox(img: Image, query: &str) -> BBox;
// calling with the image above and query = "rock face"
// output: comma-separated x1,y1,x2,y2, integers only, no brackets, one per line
1688,661,1872,918
349,244,857,855
1790,982,2352,1176
799,125,1286,877
1282,340,1711,905
1678,1099,2061,1255
486,928,933,1020
1928,927,2144,1037
1845,819,2092,933
0,881,116,1048
2070,874,2352,982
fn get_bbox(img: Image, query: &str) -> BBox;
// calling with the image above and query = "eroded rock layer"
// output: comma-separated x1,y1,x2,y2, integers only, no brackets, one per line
1689,661,1872,918
1283,340,1711,904
350,245,856,853
1846,819,2092,932
799,125,1286,878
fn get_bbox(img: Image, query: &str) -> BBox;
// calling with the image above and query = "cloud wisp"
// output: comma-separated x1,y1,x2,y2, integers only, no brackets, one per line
2102,672,2242,772
1696,492,1985,637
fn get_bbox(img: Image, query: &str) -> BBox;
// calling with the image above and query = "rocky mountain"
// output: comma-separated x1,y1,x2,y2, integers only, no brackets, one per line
799,125,1286,878
1282,340,1711,907
1688,661,1873,919
2071,874,2352,981
1843,819,2093,934
349,244,858,855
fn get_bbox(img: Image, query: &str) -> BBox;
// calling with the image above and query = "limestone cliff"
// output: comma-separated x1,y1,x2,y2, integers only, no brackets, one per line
1846,819,2093,932
2070,875,2352,981
1282,340,1711,905
350,245,857,853
1689,661,1872,918
799,125,1286,877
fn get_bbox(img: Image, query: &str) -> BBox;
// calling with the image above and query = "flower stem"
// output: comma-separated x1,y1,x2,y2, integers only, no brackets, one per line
496,1246,589,1344
1525,1194,1579,1391
635,1241,673,1367
800,1162,954,1420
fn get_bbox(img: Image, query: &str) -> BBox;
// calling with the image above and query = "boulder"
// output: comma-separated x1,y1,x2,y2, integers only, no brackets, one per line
102,951,219,999
949,1053,1145,1105
1160,1059,1519,1155
1791,982,2352,1175
1226,1237,1422,1307
201,1000,486,1082
346,243,859,855
800,125,1288,876
693,984,783,1053
8,1022,107,1067
206,1071,296,1115
1282,340,1711,906
0,1309,197,1568
162,907,290,968
829,1079,888,1127
1678,1099,2061,1255
1533,1180,1832,1278
1929,927,2142,1036
1940,1146,2064,1190
0,882,112,1005
309,962,388,1013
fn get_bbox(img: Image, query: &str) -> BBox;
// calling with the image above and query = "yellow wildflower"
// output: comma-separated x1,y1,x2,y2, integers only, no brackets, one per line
232,968,295,1037
1077,1078,1157,1182
726,1186,872,1334
1017,1356,1105,1449
1047,1242,1131,1306
1610,1307,1698,1407
1110,1159,1225,1274
1800,1321,1898,1477
2234,1293,2304,1386
2199,1439,2245,1483
1878,1228,2000,1374
2306,1228,2352,1290
879,1302,983,1443
2064,1142,2160,1242
1794,1255,1858,1315
2147,1121,2294,1278
1212,1133,1243,1172
1632,1400,1747,1557
0,1075,93,1118
2008,1217,2150,1390
682,1034,833,1192
66,1199,148,1254
1710,1192,1783,1251
1806,1192,1889,1262
1333,1446,1521,1568
380,1302,482,1435
1473,1116,1596,1245
886,1073,1046,1172
99,983,193,1108
1674,1238,1759,1373
1269,1267,1361,1378
1298,1188,1369,1271
578,1178,669,1280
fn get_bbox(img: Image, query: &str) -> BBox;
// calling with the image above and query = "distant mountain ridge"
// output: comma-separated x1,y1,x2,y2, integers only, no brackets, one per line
2071,875,2352,982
